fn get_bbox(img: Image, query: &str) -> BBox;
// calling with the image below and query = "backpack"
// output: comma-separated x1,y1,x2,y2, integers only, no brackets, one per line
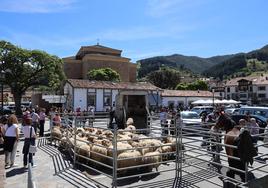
236,129,258,165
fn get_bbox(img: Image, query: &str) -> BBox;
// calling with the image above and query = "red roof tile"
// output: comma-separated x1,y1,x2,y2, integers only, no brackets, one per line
67,79,160,91
162,89,214,97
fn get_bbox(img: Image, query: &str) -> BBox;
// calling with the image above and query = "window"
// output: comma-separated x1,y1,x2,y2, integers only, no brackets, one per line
254,110,266,116
258,86,266,91
239,93,247,98
104,90,112,106
258,93,266,98
87,92,96,107
249,86,253,92
226,94,230,99
227,87,230,92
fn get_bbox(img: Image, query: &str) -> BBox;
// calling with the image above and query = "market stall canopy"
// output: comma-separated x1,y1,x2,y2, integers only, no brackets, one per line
192,99,241,105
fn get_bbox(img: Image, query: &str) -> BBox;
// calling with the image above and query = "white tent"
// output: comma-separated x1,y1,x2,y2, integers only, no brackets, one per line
191,99,209,105
192,99,241,105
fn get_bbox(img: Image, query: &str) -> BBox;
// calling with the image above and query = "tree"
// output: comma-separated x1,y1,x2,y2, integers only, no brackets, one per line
87,68,120,82
175,80,208,90
0,40,65,115
175,83,187,90
147,68,180,89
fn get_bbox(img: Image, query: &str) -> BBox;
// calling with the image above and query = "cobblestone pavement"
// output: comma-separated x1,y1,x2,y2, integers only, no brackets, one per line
4,138,98,188
3,118,268,188
0,149,5,188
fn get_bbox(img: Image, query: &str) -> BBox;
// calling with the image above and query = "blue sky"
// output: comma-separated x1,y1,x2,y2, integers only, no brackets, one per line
0,0,268,62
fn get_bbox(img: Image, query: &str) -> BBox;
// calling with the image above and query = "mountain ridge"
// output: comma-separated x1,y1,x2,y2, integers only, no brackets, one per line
137,44,268,79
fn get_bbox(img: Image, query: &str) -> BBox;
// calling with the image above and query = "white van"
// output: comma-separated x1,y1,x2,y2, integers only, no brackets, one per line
239,106,268,118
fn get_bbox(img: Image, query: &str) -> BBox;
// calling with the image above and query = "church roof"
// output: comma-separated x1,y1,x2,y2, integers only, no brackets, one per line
76,44,122,59
66,79,160,91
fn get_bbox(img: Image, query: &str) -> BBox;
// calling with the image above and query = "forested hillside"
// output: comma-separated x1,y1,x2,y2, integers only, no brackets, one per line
137,44,268,80
137,54,235,78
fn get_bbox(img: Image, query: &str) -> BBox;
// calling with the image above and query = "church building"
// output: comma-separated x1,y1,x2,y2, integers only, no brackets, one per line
63,44,137,82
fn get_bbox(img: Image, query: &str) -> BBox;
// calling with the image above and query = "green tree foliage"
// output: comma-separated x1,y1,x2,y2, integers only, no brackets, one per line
175,80,208,90
147,68,180,89
175,83,188,90
87,68,120,82
204,54,247,80
0,40,65,115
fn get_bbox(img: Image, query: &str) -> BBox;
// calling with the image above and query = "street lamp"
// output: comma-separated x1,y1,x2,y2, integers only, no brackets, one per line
0,71,6,115
212,88,215,108
156,88,159,113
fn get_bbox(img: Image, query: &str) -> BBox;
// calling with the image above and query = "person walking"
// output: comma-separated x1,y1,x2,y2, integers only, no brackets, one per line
31,109,40,134
39,108,46,137
3,114,19,168
22,116,36,168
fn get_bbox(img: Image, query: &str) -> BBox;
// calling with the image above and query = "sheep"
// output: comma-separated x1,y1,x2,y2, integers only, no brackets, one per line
77,143,91,158
143,148,162,171
102,130,113,138
165,137,185,152
125,125,136,133
90,145,108,164
107,142,133,157
117,150,142,174
51,126,62,139
138,139,162,155
126,118,134,126
160,143,173,161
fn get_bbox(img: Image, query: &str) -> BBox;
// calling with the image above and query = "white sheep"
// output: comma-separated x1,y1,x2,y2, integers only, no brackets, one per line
117,150,142,174
143,148,162,171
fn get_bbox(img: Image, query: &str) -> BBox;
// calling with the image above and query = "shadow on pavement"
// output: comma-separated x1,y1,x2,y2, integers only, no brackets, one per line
6,167,26,178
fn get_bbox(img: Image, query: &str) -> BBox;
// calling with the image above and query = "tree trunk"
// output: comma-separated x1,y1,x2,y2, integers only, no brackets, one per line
13,92,22,116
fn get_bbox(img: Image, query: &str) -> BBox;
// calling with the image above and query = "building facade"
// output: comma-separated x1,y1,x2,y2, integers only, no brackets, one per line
64,79,160,112
161,90,217,109
225,75,268,105
63,44,137,82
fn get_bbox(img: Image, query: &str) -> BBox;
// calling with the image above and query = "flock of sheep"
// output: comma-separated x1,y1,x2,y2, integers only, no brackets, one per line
51,118,184,175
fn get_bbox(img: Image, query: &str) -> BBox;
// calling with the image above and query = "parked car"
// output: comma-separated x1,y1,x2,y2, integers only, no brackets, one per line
239,106,268,118
2,106,12,115
231,114,267,134
191,106,214,116
225,108,240,115
180,111,202,128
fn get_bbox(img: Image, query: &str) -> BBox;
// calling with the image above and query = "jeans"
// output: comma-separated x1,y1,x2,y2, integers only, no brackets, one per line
39,120,45,137
23,152,33,166
5,141,18,165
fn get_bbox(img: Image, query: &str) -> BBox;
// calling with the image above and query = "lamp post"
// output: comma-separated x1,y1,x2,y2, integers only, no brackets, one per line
156,88,159,113
212,88,215,108
0,71,5,115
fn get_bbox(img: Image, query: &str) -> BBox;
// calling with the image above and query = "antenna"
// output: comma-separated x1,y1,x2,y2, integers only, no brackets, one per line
97,38,100,45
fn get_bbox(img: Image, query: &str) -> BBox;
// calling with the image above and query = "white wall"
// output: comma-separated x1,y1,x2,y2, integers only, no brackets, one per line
162,96,213,107
112,90,119,105
74,88,87,111
96,89,103,111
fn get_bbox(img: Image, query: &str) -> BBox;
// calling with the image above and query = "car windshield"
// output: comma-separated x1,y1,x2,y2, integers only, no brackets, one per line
181,112,200,119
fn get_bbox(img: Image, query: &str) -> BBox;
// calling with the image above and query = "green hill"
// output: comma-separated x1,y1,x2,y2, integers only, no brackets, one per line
137,44,268,80
204,45,268,79
137,53,235,78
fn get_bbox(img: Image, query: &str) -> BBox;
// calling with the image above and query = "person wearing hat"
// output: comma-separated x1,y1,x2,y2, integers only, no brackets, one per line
22,115,36,168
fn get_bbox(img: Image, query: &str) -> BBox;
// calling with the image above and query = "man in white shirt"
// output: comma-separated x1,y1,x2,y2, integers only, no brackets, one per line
31,109,40,134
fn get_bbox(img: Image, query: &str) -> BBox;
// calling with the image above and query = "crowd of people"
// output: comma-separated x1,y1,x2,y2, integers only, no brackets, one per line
0,106,49,169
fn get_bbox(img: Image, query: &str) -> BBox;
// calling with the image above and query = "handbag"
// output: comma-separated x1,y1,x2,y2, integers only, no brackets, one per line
29,126,37,154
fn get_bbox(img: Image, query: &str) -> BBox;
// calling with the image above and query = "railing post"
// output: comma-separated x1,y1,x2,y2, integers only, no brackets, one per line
73,116,77,169
112,123,118,188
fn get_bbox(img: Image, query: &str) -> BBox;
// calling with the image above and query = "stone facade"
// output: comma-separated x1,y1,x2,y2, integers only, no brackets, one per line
63,44,136,82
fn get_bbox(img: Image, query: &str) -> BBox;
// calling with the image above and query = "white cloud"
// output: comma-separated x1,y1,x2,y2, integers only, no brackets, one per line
0,0,76,13
146,0,205,18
